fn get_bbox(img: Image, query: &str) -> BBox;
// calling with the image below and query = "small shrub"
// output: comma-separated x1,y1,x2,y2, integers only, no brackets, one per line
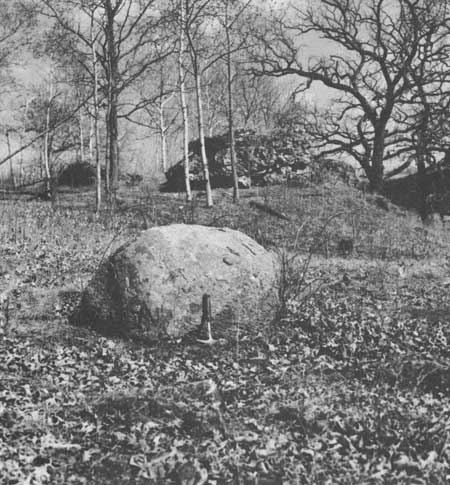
56,161,97,187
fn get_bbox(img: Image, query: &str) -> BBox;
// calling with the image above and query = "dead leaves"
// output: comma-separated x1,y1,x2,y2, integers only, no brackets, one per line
3,193,450,483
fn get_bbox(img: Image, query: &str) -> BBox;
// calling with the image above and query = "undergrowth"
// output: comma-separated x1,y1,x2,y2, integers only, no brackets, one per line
1,181,450,484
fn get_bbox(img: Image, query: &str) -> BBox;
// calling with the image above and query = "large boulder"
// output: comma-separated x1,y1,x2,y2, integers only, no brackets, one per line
161,129,313,191
71,224,279,341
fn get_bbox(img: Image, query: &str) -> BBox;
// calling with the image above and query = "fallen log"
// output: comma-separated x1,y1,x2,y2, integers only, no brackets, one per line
0,188,51,201
249,200,291,221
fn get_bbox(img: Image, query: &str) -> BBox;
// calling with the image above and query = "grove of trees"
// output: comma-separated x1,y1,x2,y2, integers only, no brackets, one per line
1,0,450,210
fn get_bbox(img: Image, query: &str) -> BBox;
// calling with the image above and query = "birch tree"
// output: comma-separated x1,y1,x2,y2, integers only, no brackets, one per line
43,82,54,199
184,0,216,207
178,0,192,201
130,69,179,174
89,7,102,213
24,79,80,199
38,0,174,209
0,1,35,187
219,0,253,201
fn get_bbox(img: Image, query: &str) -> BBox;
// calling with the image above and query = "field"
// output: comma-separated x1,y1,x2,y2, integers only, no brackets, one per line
2,176,450,484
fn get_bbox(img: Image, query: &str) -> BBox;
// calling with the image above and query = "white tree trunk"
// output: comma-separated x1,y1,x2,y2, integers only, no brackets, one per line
159,102,167,172
43,83,53,198
79,108,85,163
179,0,192,202
89,114,94,162
6,131,15,189
19,133,24,186
194,62,213,207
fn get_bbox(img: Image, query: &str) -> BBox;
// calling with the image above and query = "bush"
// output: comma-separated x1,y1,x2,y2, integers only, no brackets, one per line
56,161,97,187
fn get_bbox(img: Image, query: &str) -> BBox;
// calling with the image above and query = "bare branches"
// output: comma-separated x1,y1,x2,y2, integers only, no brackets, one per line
36,0,176,207
251,0,450,191
0,92,93,169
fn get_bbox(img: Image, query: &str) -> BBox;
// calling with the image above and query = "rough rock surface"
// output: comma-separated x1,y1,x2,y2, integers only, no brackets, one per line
162,129,314,191
71,224,279,340
162,129,358,192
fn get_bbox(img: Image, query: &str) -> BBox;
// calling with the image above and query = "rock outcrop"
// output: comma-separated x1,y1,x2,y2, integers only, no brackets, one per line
162,129,314,191
71,224,279,341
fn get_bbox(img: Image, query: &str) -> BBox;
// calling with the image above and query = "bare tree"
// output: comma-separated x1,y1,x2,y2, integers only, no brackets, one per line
235,75,281,130
0,1,34,70
395,2,450,170
252,0,450,192
187,63,283,133
220,0,254,201
133,60,179,173
38,0,174,209
0,1,35,187
42,81,54,199
201,69,227,136
178,0,192,201
184,0,218,207
24,77,81,198
5,130,15,189
89,7,102,213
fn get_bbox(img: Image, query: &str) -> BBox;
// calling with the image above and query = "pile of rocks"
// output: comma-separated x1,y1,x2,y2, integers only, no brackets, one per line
162,128,316,191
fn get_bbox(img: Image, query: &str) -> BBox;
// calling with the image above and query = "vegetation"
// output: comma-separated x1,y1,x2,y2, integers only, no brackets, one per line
2,173,450,483
254,0,450,194
2,0,450,484
3,1,450,211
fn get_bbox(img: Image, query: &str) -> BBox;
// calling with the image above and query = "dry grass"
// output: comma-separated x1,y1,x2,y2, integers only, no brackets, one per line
2,177,450,483
1,176,449,337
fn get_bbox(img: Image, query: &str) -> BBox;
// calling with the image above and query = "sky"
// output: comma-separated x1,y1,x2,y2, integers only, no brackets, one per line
270,0,338,105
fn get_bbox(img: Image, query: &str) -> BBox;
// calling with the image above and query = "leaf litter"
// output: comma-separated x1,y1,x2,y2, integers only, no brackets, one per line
2,188,450,483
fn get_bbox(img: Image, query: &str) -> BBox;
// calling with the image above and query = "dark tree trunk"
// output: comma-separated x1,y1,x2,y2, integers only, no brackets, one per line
415,88,431,219
108,91,119,192
91,14,101,213
369,125,387,192
105,0,119,209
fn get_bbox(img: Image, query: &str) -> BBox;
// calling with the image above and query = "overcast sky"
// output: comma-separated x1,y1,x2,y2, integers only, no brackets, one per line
271,0,337,105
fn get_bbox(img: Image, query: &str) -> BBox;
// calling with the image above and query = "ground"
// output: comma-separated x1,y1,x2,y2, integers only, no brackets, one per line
2,177,450,484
